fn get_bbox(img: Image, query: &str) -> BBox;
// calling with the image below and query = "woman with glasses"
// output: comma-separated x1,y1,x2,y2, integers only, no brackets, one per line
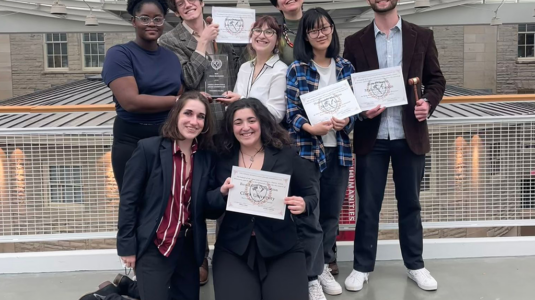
102,0,182,192
286,7,357,300
215,16,287,123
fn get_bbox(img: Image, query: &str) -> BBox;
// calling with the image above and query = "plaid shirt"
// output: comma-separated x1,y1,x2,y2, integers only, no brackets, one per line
286,56,356,172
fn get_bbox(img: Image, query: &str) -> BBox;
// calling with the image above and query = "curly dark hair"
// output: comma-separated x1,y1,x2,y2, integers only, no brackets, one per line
219,98,291,155
127,0,168,16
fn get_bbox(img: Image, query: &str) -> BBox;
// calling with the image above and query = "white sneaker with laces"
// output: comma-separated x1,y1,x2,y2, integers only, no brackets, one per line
407,268,438,291
308,279,327,300
318,264,342,295
344,269,369,292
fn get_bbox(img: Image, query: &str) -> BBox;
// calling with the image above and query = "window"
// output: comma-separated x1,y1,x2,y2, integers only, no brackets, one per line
518,24,535,59
421,155,432,191
489,143,501,176
49,166,83,203
45,33,68,69
82,33,105,69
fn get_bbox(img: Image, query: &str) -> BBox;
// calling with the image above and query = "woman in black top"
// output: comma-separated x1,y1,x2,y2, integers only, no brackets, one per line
207,98,318,300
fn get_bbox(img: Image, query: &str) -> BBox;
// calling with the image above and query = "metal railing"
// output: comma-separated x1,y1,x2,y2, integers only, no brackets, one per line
0,95,534,248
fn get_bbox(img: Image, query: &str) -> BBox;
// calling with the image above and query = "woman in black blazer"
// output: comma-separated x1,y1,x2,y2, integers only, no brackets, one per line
207,98,319,300
116,91,217,300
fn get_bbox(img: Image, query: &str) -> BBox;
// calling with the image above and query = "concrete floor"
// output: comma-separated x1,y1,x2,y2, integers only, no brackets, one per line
1,257,534,300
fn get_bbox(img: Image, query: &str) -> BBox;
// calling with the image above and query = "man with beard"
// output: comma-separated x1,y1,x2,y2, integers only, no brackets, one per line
342,0,445,292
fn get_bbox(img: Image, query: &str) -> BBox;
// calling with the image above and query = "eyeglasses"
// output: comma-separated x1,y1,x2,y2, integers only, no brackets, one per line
134,16,165,26
251,28,276,38
177,0,199,8
307,25,333,38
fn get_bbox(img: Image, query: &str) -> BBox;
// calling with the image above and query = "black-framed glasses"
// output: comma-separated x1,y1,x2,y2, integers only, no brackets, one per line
307,25,333,38
134,16,165,26
251,28,276,38
177,0,199,8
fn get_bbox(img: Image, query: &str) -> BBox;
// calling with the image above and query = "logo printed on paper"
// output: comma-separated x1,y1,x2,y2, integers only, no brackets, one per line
366,78,392,100
319,94,342,114
243,179,273,205
211,59,223,71
225,17,244,36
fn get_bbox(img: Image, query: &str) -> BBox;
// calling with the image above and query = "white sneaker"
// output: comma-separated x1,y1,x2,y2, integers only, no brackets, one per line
308,279,327,300
344,269,369,291
407,268,438,291
318,264,342,295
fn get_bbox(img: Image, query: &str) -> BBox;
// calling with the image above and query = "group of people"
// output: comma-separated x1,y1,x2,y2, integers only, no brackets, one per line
79,0,446,299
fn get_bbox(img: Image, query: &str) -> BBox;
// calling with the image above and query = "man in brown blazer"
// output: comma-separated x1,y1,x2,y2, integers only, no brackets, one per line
342,0,445,292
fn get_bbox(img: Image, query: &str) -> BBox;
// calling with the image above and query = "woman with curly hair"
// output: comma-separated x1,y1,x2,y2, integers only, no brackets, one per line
102,0,183,193
206,98,318,300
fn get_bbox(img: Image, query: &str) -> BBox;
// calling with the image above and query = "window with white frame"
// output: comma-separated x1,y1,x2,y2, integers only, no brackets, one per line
45,33,68,69
518,24,535,59
82,33,105,69
49,166,83,204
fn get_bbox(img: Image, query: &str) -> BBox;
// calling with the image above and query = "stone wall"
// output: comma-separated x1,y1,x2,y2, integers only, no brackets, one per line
433,26,464,87
0,34,13,101
8,31,134,98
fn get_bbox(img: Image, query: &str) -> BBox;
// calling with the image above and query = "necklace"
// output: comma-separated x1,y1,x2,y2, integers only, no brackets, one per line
282,23,294,48
240,147,263,169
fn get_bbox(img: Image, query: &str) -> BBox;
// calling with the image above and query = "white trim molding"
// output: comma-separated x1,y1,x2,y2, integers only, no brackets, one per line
2,237,535,274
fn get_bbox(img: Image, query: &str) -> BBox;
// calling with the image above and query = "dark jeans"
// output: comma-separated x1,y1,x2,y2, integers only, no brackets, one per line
135,232,200,300
111,117,161,192
319,147,350,265
353,139,425,272
212,238,308,300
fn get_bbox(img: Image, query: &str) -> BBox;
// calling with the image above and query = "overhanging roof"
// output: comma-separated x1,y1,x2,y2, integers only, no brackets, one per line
0,76,534,129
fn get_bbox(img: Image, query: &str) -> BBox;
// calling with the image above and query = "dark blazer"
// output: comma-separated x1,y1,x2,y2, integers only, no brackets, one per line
116,137,217,267
343,20,446,156
206,146,319,258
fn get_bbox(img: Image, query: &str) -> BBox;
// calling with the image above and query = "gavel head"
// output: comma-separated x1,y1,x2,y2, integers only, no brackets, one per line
408,77,420,86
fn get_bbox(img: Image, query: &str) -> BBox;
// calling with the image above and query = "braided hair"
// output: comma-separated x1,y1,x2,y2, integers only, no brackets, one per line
127,0,168,16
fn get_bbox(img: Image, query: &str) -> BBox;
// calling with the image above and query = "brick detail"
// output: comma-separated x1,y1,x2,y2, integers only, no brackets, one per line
433,26,464,87
497,25,535,94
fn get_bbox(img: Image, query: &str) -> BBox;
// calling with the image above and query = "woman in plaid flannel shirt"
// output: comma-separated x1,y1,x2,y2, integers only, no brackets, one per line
285,7,357,300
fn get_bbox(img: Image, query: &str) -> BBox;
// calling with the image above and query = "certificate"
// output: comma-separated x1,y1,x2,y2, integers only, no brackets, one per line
227,166,290,220
300,80,362,126
212,7,255,44
350,66,408,111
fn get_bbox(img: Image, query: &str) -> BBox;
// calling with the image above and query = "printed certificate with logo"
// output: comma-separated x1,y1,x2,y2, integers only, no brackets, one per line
212,7,255,44
227,166,291,220
350,66,408,111
299,80,362,126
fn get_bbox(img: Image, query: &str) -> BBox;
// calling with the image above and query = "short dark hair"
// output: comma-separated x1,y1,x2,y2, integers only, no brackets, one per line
161,91,214,150
127,0,168,16
167,0,203,14
293,7,340,63
247,16,283,59
219,98,291,154
269,0,278,7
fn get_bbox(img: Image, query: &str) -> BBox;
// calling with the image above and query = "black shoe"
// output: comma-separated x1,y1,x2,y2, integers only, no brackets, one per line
79,282,121,300
113,274,134,294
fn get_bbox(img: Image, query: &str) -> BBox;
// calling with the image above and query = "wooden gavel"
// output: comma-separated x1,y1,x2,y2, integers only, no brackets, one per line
408,77,420,101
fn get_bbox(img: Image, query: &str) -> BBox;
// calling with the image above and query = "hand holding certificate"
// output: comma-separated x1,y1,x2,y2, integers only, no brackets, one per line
212,7,255,44
226,166,291,220
350,66,408,111
299,80,362,126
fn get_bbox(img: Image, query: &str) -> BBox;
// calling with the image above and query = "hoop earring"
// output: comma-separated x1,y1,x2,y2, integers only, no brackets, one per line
201,127,209,134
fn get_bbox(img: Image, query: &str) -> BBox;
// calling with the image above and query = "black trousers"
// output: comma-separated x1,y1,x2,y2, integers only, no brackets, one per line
103,281,140,300
353,139,425,272
212,238,308,300
135,233,200,300
111,117,161,192
319,147,350,265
